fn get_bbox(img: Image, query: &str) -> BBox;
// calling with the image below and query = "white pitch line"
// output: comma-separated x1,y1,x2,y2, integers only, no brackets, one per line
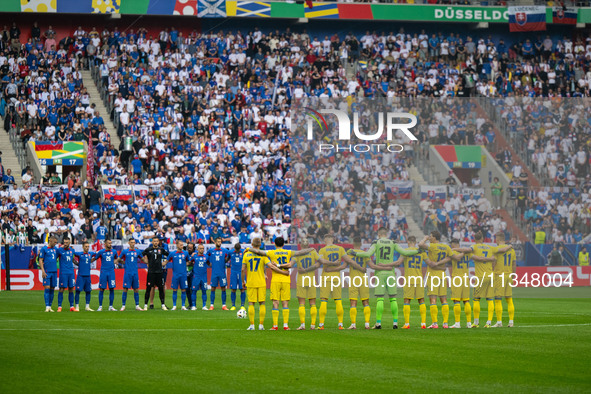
513,323,591,328
0,328,244,332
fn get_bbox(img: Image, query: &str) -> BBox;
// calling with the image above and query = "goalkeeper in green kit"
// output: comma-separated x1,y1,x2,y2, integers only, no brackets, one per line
350,227,418,329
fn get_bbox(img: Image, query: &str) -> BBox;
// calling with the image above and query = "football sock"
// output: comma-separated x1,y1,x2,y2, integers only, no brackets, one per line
403,303,410,325
109,289,115,307
201,291,207,307
259,304,266,324
282,308,289,326
181,291,186,307
44,289,50,307
487,299,494,322
122,292,128,306
319,300,327,325
192,291,197,305
240,291,246,306
442,303,449,324
507,297,515,321
75,291,80,305
272,308,279,327
210,290,215,306
98,290,104,306
474,299,481,323
335,299,344,324
221,290,227,305
49,288,55,305
350,307,357,326
299,305,306,324
363,305,371,324
390,298,398,323
86,291,91,305
58,292,63,307
495,299,503,322
454,302,461,323
231,291,236,306
376,298,384,324
134,292,139,306
419,302,427,324
249,305,255,325
172,291,178,307
68,292,74,307
430,304,438,324
464,301,472,323
311,305,318,326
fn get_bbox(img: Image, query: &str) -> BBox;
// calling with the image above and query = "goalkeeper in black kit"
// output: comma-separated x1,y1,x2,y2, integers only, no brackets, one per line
142,237,170,311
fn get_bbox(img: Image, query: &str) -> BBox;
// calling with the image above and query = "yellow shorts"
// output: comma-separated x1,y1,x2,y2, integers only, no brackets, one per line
474,278,494,299
247,287,266,303
494,274,512,298
297,275,317,299
426,273,447,297
451,275,470,301
319,275,342,300
349,275,369,300
403,284,425,300
270,282,290,301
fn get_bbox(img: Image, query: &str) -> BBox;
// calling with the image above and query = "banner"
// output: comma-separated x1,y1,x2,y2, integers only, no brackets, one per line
421,185,446,201
198,0,226,17
553,6,577,24
41,185,65,199
132,185,150,201
508,6,546,32
450,186,485,200
101,185,133,201
385,180,412,199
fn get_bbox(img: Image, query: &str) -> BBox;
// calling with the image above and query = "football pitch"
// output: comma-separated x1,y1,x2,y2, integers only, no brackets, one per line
1,288,590,393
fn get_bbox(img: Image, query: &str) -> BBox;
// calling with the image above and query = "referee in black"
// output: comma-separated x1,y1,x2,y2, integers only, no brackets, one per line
186,242,196,309
142,236,169,310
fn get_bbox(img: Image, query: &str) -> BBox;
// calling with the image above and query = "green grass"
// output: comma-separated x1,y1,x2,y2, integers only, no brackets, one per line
1,288,590,393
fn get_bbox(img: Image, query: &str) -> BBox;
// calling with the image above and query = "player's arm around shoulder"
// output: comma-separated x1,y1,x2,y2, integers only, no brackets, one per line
352,243,375,258
291,247,314,257
417,235,430,250
394,243,419,256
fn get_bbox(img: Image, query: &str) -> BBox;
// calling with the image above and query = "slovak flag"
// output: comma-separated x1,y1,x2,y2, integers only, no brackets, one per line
553,6,577,25
508,6,546,32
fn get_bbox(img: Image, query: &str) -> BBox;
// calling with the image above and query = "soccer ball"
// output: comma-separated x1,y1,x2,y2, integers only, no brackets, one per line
237,309,247,319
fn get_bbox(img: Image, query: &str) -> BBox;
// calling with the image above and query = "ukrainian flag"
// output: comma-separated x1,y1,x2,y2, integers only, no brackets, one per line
305,2,338,19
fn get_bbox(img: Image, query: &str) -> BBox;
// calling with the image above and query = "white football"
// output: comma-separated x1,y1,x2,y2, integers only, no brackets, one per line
237,309,247,319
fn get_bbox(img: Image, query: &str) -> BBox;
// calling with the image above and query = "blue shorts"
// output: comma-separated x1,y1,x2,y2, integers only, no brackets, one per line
76,275,92,292
171,274,188,290
123,272,139,289
43,272,57,288
192,277,207,292
210,274,227,288
99,271,116,289
230,271,243,290
59,273,76,288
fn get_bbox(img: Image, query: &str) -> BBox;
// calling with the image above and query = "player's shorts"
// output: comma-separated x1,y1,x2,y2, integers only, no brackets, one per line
171,274,188,290
76,275,92,292
43,272,57,288
247,286,266,303
426,271,447,297
192,277,207,292
270,282,290,301
230,271,243,290
210,274,227,288
297,274,317,299
474,277,494,299
123,272,139,289
403,275,425,299
319,274,342,300
494,274,512,298
59,273,75,288
349,274,369,300
99,270,116,289
374,271,397,297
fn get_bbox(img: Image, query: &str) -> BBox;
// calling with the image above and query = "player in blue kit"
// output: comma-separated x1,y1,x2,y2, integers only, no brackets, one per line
93,239,118,311
206,237,230,311
191,243,209,311
74,241,95,311
117,239,143,311
228,243,246,311
39,236,59,312
57,238,76,312
169,239,190,310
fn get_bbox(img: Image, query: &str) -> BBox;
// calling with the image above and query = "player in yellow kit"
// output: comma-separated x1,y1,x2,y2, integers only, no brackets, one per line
418,231,453,329
318,233,348,330
449,239,472,328
393,236,442,329
247,236,314,330
242,237,287,331
493,233,516,327
344,236,371,330
295,238,322,330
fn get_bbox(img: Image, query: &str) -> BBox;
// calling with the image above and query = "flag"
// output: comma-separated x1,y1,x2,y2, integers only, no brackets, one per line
553,6,577,25
92,0,120,13
86,134,95,187
21,0,56,12
420,185,447,202
508,6,546,32
235,1,270,17
101,185,133,201
385,181,413,200
305,0,313,8
305,2,341,19
198,0,226,17
174,0,198,15
133,185,150,202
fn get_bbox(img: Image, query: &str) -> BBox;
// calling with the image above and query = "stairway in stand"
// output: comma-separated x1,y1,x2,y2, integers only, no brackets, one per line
80,70,121,147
